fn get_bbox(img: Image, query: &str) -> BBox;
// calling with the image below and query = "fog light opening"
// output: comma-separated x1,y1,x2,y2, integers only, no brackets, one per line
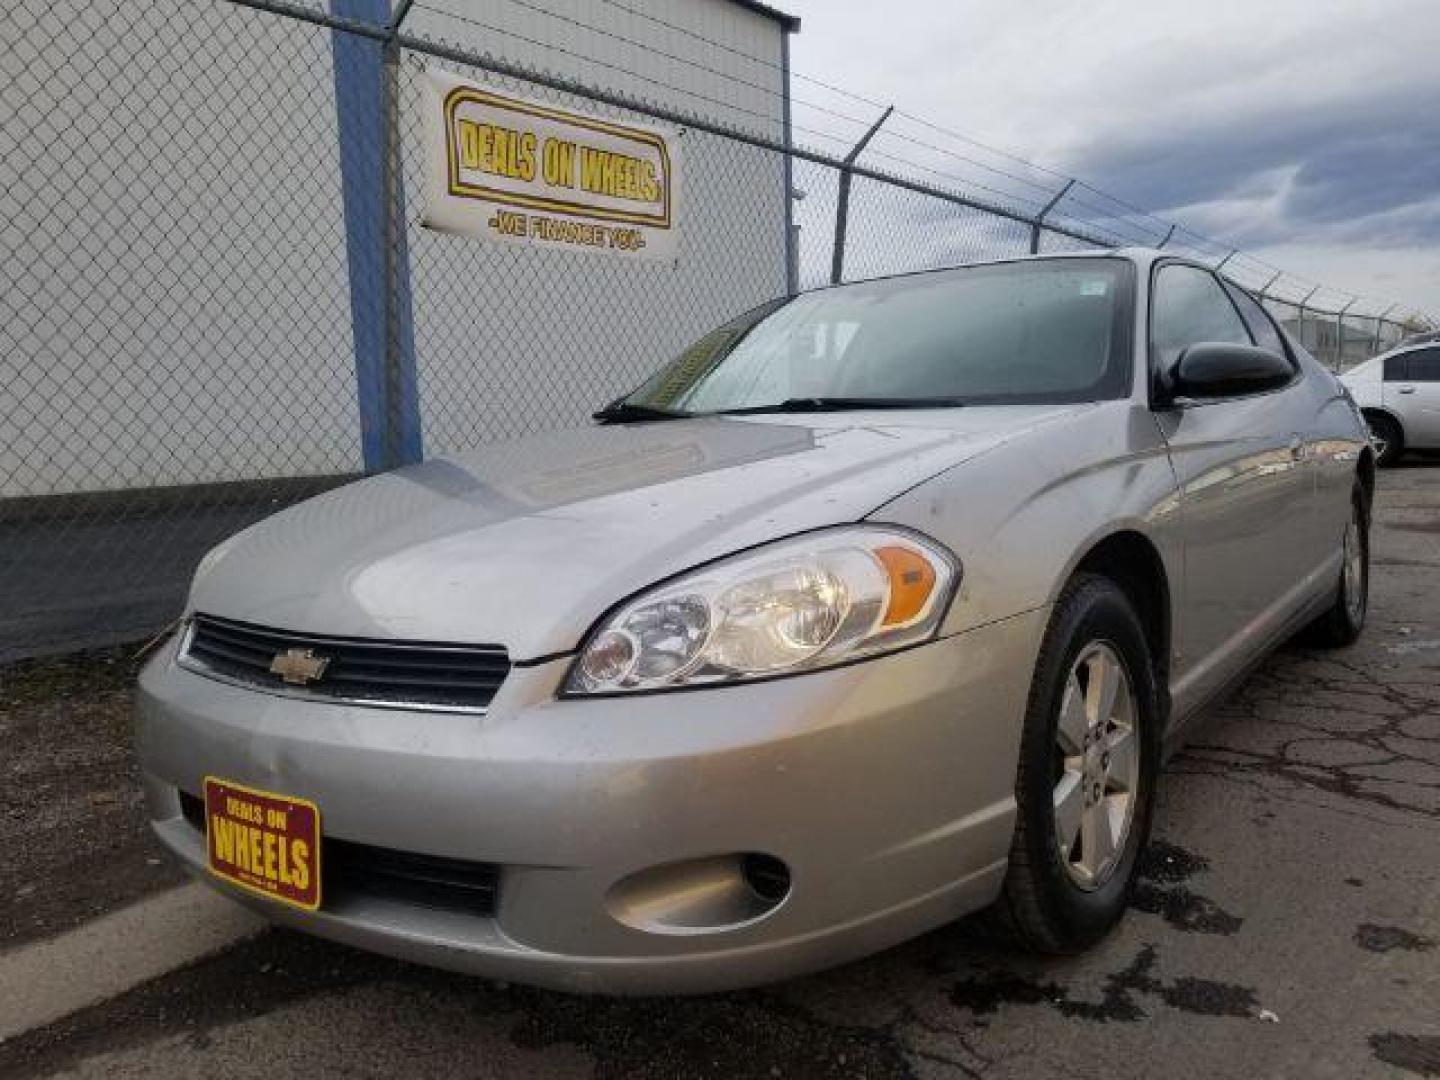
742,853,791,905
607,853,792,934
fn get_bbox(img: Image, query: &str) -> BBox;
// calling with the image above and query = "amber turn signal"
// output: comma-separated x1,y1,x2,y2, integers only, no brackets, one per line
875,545,938,627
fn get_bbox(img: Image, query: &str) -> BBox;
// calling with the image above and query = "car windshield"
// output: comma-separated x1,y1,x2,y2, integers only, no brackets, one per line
620,258,1133,414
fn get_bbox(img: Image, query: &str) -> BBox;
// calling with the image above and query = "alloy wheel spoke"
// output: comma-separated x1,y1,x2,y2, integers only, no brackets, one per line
1053,771,1085,852
1057,675,1089,756
1085,650,1120,727
1104,728,1137,792
1081,798,1116,879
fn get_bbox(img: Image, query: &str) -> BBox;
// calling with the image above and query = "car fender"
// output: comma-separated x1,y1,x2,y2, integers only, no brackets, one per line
866,400,1183,647
1358,404,1404,431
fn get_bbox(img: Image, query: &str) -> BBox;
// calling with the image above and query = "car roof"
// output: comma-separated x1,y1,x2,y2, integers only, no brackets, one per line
800,247,1175,298
971,246,1168,268
1375,339,1438,360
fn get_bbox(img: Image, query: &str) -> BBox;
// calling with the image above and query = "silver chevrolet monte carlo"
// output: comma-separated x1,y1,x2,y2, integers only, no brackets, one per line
137,250,1373,993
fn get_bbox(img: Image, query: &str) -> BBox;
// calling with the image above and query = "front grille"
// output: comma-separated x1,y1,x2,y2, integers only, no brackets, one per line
179,792,499,916
181,613,510,712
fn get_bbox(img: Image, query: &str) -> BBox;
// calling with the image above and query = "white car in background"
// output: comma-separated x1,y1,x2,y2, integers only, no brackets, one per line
1341,344,1440,465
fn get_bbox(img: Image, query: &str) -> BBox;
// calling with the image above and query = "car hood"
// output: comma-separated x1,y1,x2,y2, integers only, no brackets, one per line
191,406,1087,659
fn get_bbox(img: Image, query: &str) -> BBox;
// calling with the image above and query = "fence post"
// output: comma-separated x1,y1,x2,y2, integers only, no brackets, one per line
1373,303,1397,354
379,9,401,467
1296,285,1320,356
780,28,798,296
381,0,421,467
1334,299,1356,372
1029,178,1075,255
330,0,422,471
830,105,892,285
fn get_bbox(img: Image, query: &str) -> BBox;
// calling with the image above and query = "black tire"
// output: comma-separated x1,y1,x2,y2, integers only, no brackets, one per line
991,573,1161,954
1304,481,1369,648
1365,412,1404,467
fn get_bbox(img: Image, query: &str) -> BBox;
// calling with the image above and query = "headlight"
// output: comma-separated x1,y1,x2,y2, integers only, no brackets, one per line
564,526,959,695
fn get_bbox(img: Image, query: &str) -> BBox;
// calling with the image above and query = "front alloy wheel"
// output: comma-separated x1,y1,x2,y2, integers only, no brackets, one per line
1053,643,1140,890
993,573,1160,954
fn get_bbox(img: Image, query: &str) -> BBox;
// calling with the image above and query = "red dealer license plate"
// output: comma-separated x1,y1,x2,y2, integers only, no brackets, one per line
203,777,322,911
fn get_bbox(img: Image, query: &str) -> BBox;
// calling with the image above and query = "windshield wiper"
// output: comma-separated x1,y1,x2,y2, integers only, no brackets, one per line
592,401,692,423
715,396,967,415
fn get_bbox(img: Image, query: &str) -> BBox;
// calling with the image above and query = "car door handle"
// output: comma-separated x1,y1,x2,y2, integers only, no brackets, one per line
1397,386,1416,394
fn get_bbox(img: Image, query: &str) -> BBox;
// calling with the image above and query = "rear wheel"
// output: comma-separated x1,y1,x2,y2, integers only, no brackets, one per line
1305,482,1369,647
1365,412,1403,467
992,574,1161,953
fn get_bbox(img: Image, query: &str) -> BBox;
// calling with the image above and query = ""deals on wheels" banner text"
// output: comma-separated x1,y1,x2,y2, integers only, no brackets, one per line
421,69,682,261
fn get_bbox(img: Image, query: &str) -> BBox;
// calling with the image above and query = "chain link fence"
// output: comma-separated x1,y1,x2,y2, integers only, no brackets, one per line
1,0,1433,660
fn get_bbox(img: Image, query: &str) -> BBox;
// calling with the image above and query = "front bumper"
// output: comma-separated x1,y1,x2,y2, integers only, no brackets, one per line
137,609,1045,994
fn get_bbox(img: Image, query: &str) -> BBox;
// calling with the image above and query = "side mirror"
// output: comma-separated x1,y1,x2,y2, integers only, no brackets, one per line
1167,342,1293,401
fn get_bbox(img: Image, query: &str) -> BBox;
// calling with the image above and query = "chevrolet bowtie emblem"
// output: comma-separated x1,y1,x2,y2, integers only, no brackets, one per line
269,647,330,686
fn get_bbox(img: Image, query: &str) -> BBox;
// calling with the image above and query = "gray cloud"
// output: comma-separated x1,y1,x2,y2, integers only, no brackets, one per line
1069,87,1440,247
784,0,1440,313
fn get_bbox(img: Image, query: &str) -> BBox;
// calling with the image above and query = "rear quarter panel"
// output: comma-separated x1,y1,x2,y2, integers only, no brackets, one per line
1300,351,1371,543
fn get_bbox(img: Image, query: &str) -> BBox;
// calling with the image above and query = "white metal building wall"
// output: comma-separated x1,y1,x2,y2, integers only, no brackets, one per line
1,1,362,498
0,0,791,496
407,0,787,137
403,0,792,457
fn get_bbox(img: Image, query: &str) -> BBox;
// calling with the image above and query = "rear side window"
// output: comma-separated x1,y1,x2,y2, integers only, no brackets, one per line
1383,354,1408,380
1407,348,1440,381
1151,264,1252,370
1222,282,1288,358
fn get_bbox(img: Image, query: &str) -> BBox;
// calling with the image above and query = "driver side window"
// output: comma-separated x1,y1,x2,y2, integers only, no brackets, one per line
1151,265,1252,372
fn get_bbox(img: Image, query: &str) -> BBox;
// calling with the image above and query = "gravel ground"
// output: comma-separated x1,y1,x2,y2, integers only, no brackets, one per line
2,464,1436,1079
0,643,185,948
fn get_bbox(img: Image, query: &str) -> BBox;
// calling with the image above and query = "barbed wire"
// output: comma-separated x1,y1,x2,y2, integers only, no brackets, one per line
211,0,1428,326
415,3,1075,223
411,1,879,157
409,0,1431,325
434,0,1075,208
582,0,1082,191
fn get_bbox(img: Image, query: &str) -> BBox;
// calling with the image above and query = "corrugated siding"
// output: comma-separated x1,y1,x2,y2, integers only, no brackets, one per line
1,0,362,496
407,0,785,136
2,0,787,495
402,0,790,455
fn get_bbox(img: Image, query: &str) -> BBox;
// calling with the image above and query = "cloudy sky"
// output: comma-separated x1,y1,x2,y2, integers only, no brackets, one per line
783,0,1440,317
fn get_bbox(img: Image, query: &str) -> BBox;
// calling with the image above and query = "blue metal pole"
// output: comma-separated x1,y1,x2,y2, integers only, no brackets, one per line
330,0,422,471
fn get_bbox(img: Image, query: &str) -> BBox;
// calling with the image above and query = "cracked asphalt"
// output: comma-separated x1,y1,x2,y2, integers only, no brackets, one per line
2,465,1437,1079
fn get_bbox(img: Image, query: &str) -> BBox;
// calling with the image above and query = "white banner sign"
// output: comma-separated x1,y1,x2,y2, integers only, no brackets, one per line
421,69,681,261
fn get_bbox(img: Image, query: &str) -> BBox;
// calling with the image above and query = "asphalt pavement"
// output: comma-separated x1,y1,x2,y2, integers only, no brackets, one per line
1,464,1436,1080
